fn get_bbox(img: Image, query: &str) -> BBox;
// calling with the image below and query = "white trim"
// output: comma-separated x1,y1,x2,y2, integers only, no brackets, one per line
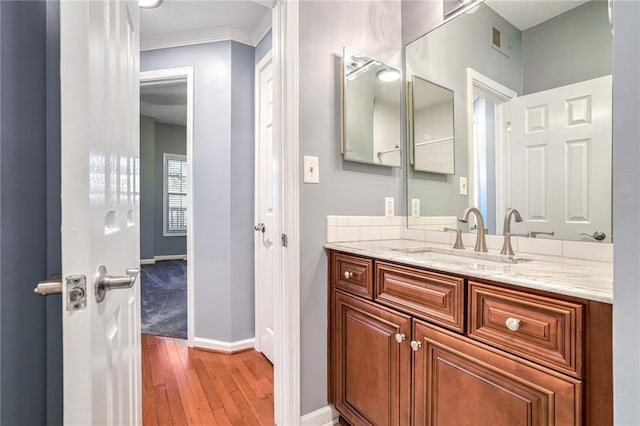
141,26,254,51
465,68,517,231
300,406,339,426
193,337,255,353
272,1,300,425
140,15,273,52
254,50,275,357
139,67,195,347
140,259,156,265
162,152,187,237
252,9,273,46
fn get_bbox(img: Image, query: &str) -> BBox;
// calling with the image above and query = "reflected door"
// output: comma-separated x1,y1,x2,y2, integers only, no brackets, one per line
507,76,612,241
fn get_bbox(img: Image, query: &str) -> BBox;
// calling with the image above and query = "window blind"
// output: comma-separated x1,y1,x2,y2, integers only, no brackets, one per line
165,155,187,234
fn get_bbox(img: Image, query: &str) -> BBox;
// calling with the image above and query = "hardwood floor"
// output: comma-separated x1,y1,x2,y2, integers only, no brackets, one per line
142,334,274,425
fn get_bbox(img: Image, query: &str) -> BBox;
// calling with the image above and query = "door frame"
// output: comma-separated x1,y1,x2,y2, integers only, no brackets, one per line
139,66,195,346
272,1,301,424
254,50,276,359
465,68,517,231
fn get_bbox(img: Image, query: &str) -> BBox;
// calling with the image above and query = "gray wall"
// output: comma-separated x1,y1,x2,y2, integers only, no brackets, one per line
153,121,187,257
141,40,255,342
613,1,640,423
522,0,612,95
0,1,48,424
255,29,272,64
405,3,522,219
140,116,155,260
298,0,403,415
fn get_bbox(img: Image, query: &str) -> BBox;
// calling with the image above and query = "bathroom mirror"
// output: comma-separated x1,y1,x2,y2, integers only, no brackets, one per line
405,0,613,242
342,47,402,168
410,76,455,174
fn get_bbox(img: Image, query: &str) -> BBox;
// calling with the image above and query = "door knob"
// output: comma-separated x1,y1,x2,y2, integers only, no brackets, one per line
95,265,139,303
580,231,606,241
254,223,265,233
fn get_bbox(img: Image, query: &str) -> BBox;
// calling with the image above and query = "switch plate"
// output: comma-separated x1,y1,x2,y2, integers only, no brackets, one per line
303,155,319,184
385,197,394,217
459,176,468,195
411,198,420,217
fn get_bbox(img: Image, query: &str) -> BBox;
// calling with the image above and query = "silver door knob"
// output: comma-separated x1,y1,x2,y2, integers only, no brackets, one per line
580,231,606,241
395,333,406,343
343,271,353,279
410,340,422,351
505,317,521,332
95,265,139,303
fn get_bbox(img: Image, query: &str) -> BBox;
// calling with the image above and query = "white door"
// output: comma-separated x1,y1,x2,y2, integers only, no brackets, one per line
255,52,276,363
507,76,612,242
61,1,141,424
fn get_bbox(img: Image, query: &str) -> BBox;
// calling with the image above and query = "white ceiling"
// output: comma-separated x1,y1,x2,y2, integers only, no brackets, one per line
140,0,271,50
484,0,590,31
140,82,188,127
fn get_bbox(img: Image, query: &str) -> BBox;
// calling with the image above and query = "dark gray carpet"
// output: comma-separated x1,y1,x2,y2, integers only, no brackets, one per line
141,260,187,339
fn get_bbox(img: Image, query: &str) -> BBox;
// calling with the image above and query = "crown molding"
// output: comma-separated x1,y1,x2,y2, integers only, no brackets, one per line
141,26,256,51
252,9,273,45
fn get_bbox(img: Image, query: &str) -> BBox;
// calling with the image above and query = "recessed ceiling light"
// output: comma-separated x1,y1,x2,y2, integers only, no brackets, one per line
139,0,165,9
377,69,400,82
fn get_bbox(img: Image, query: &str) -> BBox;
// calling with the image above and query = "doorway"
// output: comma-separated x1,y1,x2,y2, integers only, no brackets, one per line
139,68,195,344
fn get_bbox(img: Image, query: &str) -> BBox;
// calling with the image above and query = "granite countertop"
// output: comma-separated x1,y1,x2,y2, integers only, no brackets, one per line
325,239,613,304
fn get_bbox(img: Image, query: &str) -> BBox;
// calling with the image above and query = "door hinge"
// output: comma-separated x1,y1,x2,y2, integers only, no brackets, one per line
281,233,288,247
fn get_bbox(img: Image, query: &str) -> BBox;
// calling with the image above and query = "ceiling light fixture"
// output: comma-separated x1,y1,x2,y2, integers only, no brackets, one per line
377,69,400,82
139,0,165,9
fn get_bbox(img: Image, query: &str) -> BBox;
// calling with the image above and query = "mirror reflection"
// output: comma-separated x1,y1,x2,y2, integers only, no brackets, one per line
405,0,612,242
342,47,402,167
410,76,455,174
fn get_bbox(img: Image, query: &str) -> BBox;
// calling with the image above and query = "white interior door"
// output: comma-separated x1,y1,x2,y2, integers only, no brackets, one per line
61,1,141,424
507,76,612,242
255,52,276,364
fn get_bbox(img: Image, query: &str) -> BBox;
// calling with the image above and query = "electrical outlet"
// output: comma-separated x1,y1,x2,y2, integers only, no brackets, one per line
411,198,420,217
459,176,468,195
303,155,319,184
385,197,394,217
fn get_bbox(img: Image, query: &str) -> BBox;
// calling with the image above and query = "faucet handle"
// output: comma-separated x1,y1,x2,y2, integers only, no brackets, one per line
444,227,465,250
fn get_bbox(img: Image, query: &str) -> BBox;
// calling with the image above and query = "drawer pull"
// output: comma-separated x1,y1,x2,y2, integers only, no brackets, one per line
395,333,406,343
410,340,422,351
505,317,521,332
343,271,354,279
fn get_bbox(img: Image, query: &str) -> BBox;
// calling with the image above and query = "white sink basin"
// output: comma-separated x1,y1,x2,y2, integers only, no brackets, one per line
393,246,530,265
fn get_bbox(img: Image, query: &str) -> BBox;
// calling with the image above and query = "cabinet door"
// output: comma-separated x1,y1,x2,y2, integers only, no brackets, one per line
334,290,411,425
412,320,581,426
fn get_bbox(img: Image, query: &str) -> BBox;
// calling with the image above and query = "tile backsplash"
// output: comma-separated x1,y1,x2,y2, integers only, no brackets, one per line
326,215,613,263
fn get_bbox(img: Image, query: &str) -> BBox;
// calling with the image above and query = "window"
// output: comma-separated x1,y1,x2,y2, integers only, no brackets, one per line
163,153,187,236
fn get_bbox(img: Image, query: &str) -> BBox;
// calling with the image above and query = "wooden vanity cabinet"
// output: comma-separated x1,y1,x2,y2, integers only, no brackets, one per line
327,250,612,426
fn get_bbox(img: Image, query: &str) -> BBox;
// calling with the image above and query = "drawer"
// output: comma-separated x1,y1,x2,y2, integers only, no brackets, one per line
375,262,464,332
331,252,373,299
468,281,583,377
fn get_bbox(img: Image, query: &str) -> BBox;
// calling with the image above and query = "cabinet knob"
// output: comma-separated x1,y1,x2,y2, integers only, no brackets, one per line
395,333,406,343
410,340,422,351
505,317,521,332
343,271,353,279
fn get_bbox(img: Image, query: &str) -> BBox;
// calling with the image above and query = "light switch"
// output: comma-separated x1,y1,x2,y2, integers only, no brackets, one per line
303,155,319,184
459,176,468,195
385,197,394,217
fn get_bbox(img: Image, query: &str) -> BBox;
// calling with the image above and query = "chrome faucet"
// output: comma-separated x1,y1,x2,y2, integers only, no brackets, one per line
501,208,525,256
458,207,487,252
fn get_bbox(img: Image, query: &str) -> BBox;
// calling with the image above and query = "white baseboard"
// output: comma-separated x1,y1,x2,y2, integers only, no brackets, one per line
300,405,339,426
193,336,255,353
140,258,155,265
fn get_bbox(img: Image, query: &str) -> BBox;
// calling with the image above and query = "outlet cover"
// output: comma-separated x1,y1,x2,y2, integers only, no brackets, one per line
411,198,420,217
385,197,394,217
